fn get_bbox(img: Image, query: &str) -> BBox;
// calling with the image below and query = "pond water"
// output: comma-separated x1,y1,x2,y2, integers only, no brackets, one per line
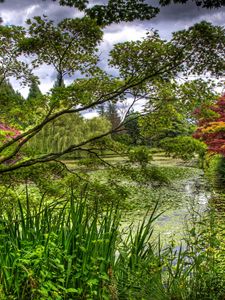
76,155,213,244
153,174,211,241
121,162,212,245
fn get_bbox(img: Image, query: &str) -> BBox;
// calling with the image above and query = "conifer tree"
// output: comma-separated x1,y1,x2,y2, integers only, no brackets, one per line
124,111,141,145
106,103,121,130
27,80,42,100
0,80,24,124
97,104,105,117
53,72,65,88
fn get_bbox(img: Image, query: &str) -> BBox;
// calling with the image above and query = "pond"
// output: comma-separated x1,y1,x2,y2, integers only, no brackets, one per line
120,157,212,245
70,154,212,245
153,173,211,242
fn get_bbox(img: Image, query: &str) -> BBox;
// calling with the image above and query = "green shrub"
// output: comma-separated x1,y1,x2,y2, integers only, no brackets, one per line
205,154,225,186
160,136,206,163
128,146,152,167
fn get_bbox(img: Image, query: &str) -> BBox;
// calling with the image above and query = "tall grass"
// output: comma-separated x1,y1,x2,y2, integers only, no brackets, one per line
0,186,224,299
0,188,121,299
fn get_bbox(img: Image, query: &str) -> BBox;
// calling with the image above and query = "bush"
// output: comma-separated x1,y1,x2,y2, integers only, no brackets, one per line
160,136,206,164
128,146,152,167
204,154,225,190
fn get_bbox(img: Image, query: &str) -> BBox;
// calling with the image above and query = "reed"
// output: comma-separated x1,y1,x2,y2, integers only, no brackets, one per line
0,186,224,299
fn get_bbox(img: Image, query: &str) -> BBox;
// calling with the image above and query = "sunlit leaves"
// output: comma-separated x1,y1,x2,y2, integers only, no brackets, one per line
26,114,111,158
160,136,206,160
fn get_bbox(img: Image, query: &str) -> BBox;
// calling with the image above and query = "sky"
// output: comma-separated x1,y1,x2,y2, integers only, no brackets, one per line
0,0,225,117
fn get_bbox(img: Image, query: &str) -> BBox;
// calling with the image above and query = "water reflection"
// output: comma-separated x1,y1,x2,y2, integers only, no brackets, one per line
155,175,211,242
122,170,211,244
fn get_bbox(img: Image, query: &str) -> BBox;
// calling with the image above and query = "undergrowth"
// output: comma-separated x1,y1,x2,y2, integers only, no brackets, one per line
0,183,224,299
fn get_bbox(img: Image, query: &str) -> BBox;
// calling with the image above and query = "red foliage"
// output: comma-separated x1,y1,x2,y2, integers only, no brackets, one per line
0,123,20,141
0,123,22,165
193,94,225,156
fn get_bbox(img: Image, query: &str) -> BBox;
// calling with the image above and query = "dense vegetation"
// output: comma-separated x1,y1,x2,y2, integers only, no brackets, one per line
0,0,225,299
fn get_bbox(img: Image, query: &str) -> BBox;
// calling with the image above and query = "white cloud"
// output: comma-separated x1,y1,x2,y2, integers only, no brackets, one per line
83,111,99,119
198,11,225,25
104,24,147,45
24,4,40,20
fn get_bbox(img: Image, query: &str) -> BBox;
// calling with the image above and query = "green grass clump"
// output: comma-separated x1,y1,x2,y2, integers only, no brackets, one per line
0,190,121,299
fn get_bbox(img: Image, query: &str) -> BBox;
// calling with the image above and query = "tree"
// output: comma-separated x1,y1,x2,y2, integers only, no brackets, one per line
97,104,106,117
0,80,25,125
0,25,34,87
124,112,142,145
53,72,65,88
26,114,111,159
21,16,103,83
42,0,159,26
160,136,206,161
51,0,225,16
193,94,225,156
0,20,224,174
105,102,121,131
139,79,217,143
159,0,225,8
83,0,159,26
110,22,225,79
0,0,223,27
27,80,42,101
1,0,223,10
128,145,151,167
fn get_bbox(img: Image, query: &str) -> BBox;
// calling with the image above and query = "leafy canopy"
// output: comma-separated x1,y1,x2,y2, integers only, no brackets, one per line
159,0,225,9
0,18,224,174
